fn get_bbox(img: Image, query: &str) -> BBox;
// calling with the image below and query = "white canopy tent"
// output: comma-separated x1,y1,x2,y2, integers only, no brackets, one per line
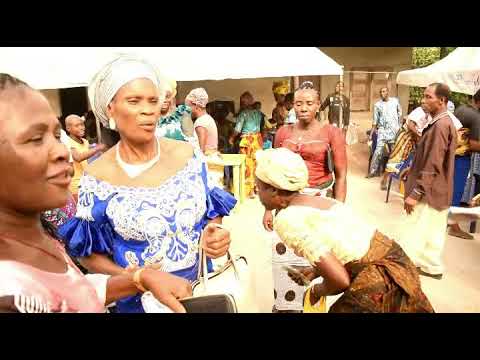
0,47,343,89
396,47,480,95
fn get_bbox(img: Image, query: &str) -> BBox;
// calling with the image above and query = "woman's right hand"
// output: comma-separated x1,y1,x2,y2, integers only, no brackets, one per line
263,210,274,232
140,269,192,313
287,267,318,286
401,168,410,182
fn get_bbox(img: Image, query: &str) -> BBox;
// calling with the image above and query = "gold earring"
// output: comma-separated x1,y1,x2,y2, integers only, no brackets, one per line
109,117,116,130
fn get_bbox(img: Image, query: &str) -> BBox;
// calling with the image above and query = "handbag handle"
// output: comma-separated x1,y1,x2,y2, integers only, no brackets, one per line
197,224,240,291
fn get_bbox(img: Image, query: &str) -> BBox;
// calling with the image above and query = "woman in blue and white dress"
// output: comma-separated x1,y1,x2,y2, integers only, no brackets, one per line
59,55,236,313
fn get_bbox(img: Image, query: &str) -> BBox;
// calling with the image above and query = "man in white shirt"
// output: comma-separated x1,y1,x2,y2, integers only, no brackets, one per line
407,105,462,137
284,93,297,125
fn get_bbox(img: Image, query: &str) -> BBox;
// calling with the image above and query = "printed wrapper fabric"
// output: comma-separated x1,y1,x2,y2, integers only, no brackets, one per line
303,288,326,313
329,231,434,313
385,128,415,174
239,133,263,197
455,128,471,156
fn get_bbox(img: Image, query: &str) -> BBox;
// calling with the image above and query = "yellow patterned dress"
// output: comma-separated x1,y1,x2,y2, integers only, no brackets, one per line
235,109,264,197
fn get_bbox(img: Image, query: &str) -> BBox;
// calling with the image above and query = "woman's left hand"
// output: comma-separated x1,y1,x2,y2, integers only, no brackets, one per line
202,223,231,259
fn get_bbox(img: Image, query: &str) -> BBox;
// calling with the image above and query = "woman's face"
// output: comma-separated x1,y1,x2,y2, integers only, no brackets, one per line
335,82,344,94
240,94,254,110
294,89,319,125
0,87,71,214
161,90,173,114
256,178,279,211
107,78,161,144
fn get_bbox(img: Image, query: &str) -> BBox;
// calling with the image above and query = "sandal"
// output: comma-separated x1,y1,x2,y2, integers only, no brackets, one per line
448,227,474,240
471,193,480,207
416,268,443,280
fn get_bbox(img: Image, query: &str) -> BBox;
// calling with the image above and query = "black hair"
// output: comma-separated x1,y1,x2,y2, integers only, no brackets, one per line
379,87,389,95
40,215,61,240
473,89,480,103
285,93,294,103
0,74,30,143
296,81,320,100
0,73,29,91
429,83,451,104
0,74,31,140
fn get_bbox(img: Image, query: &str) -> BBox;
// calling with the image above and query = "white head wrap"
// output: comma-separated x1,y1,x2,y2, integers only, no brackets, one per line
185,88,209,108
88,55,165,130
164,78,177,98
255,148,309,192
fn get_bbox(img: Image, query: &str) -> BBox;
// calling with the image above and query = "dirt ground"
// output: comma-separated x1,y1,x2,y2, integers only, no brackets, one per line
222,132,480,313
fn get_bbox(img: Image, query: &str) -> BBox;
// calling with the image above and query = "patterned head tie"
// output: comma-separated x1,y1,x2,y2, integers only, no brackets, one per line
272,80,290,96
185,88,209,108
255,148,309,192
88,55,165,130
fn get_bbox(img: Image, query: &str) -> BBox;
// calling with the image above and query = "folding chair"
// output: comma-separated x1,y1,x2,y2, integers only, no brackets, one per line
385,153,413,203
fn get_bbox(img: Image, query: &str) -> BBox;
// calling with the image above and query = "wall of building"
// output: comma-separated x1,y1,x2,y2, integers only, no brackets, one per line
40,89,62,117
177,77,291,118
319,47,412,117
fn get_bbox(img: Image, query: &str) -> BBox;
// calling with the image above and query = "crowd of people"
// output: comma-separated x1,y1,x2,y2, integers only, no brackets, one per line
0,53,478,313
366,84,480,280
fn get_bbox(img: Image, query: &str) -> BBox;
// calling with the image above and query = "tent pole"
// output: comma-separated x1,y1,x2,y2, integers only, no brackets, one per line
294,76,299,90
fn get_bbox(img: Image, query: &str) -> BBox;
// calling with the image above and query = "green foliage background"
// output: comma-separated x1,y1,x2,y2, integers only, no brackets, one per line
409,47,470,109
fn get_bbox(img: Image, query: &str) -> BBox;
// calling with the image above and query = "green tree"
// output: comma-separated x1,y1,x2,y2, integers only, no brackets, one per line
409,47,470,110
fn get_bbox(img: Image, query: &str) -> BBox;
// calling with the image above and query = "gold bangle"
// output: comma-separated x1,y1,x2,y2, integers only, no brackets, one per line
133,268,147,293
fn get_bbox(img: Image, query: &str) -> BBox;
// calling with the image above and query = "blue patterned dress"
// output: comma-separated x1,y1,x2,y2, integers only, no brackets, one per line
59,149,236,313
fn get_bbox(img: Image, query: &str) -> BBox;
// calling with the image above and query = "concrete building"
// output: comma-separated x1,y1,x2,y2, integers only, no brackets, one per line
319,47,412,120
177,47,413,125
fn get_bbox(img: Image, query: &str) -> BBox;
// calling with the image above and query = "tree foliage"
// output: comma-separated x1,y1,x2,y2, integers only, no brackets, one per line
409,47,470,110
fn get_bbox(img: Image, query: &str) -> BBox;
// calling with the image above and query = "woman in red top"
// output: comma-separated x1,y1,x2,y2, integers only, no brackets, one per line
274,120,347,194
263,81,348,313
263,82,348,229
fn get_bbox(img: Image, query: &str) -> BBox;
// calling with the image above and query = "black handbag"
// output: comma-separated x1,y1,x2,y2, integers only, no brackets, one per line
180,295,237,313
326,144,335,174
